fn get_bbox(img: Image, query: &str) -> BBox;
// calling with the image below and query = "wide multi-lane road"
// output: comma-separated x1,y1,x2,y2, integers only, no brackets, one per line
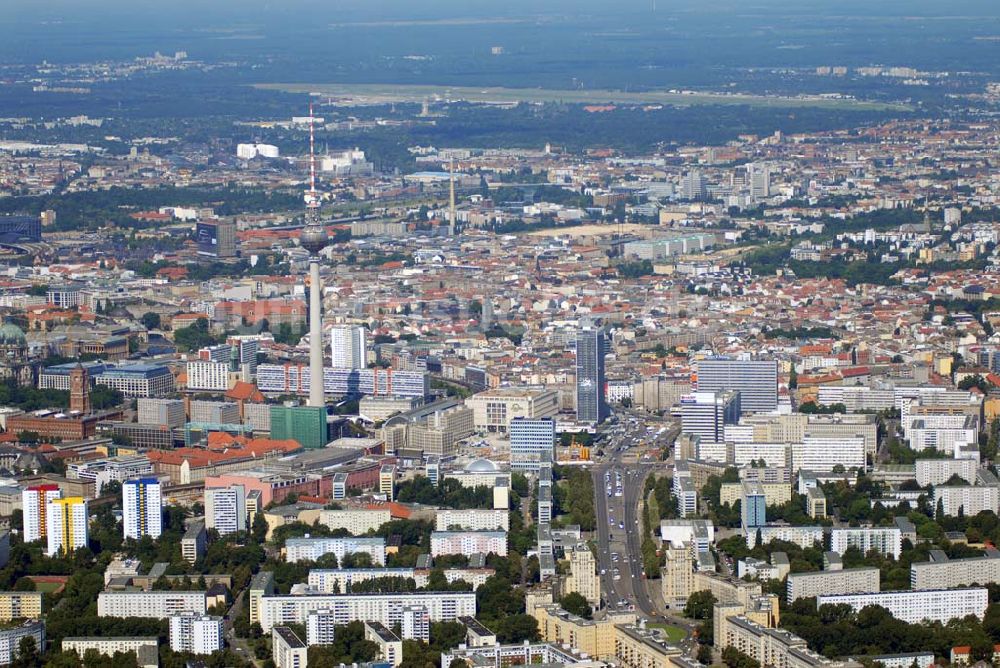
592,456,659,617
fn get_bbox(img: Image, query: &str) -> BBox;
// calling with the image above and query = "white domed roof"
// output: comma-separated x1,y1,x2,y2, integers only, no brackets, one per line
465,458,498,473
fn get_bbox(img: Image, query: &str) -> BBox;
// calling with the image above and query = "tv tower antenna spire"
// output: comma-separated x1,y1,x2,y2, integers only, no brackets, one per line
304,102,320,221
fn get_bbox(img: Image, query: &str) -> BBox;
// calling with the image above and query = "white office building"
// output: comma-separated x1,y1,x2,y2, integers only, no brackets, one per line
509,417,555,472
169,613,223,655
815,588,987,624
285,537,387,565
205,485,247,536
186,361,231,392
330,326,367,369
258,591,477,632
137,398,186,428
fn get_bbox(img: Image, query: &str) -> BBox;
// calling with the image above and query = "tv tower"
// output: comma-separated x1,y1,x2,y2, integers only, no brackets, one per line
448,158,457,236
300,102,329,409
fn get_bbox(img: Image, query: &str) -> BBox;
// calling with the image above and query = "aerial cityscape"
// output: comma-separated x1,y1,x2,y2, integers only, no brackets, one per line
2,1,1000,667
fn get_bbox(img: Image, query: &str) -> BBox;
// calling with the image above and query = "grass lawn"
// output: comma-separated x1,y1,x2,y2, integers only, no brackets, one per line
33,581,62,594
648,623,687,643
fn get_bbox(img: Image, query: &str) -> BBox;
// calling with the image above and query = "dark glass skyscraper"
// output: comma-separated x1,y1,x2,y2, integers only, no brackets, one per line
575,326,608,424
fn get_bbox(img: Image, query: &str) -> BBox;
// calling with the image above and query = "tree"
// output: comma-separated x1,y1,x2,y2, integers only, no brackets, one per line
684,590,717,620
559,592,592,619
140,312,161,330
722,646,760,668
697,645,713,664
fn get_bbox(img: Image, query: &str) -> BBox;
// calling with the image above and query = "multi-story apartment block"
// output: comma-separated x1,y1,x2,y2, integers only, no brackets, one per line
318,509,391,535
168,613,223,655
915,459,979,487
786,568,881,603
815,588,988,624
829,527,902,560
563,543,600,607
257,591,477,632
365,622,402,667
97,591,207,619
307,567,494,593
204,485,247,536
0,592,42,620
401,605,430,641
46,497,88,557
272,627,307,668
21,484,60,543
306,609,338,646
137,398,186,428
434,509,510,532
430,531,507,557
932,485,999,517
284,537,386,565
911,550,1000,589
123,479,162,540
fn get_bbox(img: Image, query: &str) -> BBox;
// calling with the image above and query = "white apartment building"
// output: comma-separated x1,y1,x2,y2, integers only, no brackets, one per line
21,486,60,543
790,437,866,474
330,326,367,369
815,588,988,624
285,537,386,565
272,627,307,668
401,605,430,641
308,567,494,593
430,531,507,557
61,637,157,662
97,591,207,619
259,592,477,633
731,442,789,469
749,525,825,549
46,497,88,557
306,609,337,646
932,485,999,517
318,509,391,535
123,479,162,540
0,622,45,667
911,551,1000,589
366,622,402,667
829,527,901,559
916,459,979,487
205,485,247,536
169,613,223,655
435,509,510,532
786,568,880,603
185,361,230,392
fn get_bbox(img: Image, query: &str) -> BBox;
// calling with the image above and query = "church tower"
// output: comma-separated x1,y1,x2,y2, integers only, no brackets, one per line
70,363,90,414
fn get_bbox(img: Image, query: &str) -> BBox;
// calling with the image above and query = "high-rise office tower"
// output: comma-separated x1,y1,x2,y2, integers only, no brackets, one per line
575,326,608,424
22,484,61,543
205,485,247,536
509,417,556,472
680,391,741,443
330,326,366,369
123,478,163,540
695,358,778,413
46,497,89,556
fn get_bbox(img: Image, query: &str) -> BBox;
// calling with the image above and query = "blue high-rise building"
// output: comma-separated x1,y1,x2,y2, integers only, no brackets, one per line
575,326,608,424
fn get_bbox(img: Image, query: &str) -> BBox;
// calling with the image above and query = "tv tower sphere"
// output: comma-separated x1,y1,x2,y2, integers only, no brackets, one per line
300,224,329,256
